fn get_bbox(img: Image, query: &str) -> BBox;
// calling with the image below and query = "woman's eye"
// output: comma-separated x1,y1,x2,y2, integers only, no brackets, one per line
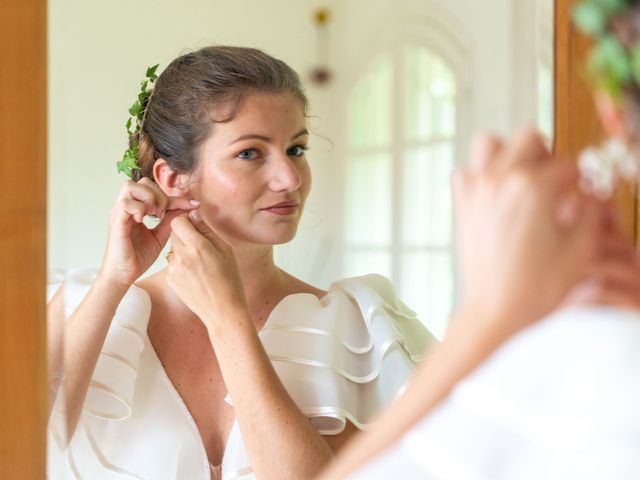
237,149,258,160
287,145,309,157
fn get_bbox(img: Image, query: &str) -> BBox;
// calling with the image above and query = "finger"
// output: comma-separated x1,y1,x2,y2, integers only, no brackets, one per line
114,198,146,224
137,178,170,217
579,284,640,308
170,214,206,247
588,259,640,288
598,202,620,233
188,210,231,252
551,166,593,228
503,127,550,171
597,230,636,258
467,132,504,173
151,209,187,247
167,197,200,212
543,161,581,196
565,196,604,260
169,230,186,250
119,180,168,218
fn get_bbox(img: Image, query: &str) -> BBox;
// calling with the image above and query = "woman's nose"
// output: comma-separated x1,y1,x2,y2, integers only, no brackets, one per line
268,154,302,192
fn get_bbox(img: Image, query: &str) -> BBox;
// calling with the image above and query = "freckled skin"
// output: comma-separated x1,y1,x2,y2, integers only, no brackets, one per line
187,92,311,247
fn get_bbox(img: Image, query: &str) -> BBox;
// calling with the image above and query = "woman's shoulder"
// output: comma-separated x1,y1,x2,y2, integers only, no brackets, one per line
256,273,438,434
53,268,152,317
265,273,437,364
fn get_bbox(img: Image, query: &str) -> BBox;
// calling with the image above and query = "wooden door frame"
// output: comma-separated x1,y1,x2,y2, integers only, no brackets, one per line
0,0,47,478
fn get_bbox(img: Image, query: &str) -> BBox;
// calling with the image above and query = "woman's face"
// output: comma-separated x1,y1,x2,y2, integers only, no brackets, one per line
189,92,311,246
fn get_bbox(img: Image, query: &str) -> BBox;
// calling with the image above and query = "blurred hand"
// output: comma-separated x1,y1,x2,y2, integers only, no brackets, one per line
453,129,604,336
563,207,640,309
166,210,248,324
101,178,197,286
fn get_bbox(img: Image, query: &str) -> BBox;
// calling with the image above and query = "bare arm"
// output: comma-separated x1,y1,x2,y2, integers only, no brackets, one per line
60,275,130,437
57,179,195,439
208,307,335,479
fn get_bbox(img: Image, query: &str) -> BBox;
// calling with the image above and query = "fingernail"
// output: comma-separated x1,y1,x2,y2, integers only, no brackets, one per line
189,209,202,222
190,199,200,206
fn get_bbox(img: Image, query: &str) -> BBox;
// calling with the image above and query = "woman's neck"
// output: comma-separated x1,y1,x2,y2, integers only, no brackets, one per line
229,244,290,328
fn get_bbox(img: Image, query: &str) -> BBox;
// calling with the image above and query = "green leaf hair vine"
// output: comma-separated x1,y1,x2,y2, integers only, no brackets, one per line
573,0,640,99
117,64,160,178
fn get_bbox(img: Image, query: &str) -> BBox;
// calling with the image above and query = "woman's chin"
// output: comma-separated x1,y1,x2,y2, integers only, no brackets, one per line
264,227,298,245
226,226,298,247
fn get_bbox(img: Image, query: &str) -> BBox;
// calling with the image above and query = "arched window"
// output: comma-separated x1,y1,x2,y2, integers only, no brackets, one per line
344,44,458,339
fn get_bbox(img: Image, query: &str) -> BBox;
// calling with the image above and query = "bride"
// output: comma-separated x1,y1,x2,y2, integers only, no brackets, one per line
47,46,433,480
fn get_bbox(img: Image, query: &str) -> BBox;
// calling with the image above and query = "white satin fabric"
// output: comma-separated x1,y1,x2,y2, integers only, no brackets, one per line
48,270,436,480
349,306,640,480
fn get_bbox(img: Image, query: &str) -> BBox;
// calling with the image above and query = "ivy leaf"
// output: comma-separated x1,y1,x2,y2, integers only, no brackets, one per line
119,63,160,177
573,2,607,35
129,100,141,116
117,150,140,178
591,35,631,81
146,64,159,81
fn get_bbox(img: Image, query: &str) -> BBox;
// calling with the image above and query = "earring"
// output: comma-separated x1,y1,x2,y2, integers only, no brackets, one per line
578,138,639,198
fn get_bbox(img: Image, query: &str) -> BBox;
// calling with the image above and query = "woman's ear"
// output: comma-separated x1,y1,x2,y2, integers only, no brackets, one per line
595,91,629,141
153,159,190,196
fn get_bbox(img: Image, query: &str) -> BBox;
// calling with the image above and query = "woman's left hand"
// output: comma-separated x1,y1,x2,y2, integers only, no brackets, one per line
166,210,248,323
563,207,640,309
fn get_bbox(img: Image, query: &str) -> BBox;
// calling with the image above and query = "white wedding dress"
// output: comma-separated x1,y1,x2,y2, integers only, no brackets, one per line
349,306,640,479
47,270,436,480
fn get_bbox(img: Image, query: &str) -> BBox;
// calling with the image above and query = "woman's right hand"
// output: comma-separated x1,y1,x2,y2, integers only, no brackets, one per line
100,178,198,286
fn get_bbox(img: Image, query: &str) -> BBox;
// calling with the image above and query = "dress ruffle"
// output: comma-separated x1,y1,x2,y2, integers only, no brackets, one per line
49,269,153,480
221,274,436,478
48,270,436,480
66,269,151,421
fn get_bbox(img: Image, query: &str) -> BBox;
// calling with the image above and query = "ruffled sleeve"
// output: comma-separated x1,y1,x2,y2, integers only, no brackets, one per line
61,268,152,420
256,273,437,434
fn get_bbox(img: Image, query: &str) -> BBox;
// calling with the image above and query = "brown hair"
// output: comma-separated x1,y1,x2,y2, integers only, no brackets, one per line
132,46,308,181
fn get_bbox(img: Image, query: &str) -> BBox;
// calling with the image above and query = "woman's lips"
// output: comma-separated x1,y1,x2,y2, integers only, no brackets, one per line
261,203,299,215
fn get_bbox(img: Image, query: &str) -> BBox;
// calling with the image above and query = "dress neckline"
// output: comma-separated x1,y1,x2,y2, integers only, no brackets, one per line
144,333,237,479
140,289,330,479
137,283,331,479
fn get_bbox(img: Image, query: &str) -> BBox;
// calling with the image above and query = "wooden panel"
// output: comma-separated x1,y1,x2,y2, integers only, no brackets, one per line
0,0,47,478
554,0,637,241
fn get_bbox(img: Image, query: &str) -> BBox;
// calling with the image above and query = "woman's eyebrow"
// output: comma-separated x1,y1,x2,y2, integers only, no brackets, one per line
290,128,309,140
228,129,309,146
228,134,271,145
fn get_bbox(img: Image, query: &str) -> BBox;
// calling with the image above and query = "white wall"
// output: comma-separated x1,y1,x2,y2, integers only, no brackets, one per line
48,0,545,288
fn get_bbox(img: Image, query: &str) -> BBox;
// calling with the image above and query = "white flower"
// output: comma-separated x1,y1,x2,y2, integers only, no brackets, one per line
578,139,639,198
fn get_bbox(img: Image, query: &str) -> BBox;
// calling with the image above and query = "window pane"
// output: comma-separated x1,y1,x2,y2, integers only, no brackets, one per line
343,249,392,279
400,251,453,340
348,55,392,150
402,143,454,246
404,45,456,141
537,62,553,145
345,153,392,246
